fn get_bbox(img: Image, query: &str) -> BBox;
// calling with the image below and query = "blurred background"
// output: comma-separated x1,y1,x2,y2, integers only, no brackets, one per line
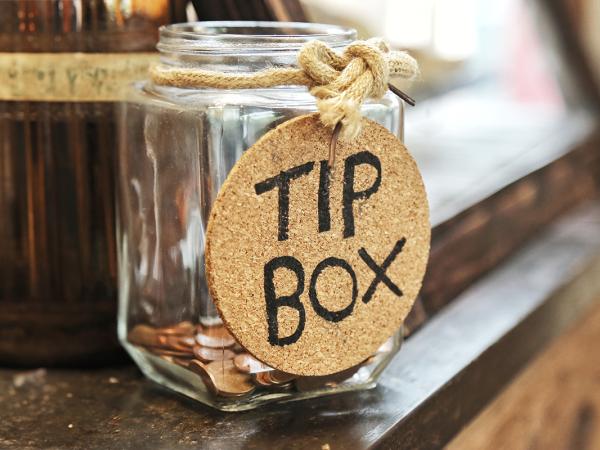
297,0,600,224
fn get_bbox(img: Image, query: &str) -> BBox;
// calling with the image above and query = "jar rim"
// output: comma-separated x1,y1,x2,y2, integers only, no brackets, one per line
158,21,357,55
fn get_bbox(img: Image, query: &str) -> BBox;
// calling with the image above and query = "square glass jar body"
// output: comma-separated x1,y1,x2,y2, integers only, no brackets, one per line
117,22,404,411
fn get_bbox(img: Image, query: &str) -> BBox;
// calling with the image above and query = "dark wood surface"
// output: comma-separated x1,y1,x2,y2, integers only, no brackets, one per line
3,201,600,450
405,112,600,331
421,124,600,314
383,202,600,449
449,300,600,449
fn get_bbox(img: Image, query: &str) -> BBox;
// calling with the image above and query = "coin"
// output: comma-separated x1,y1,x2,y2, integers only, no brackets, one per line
188,359,212,385
252,371,273,387
148,347,194,358
233,353,270,374
198,317,223,329
295,364,361,392
172,357,191,368
157,321,195,336
267,370,296,385
193,345,236,363
250,371,294,390
231,342,245,353
164,335,195,353
178,335,196,347
128,324,162,347
190,359,255,397
201,324,232,339
195,326,235,348
133,321,388,398
207,360,255,397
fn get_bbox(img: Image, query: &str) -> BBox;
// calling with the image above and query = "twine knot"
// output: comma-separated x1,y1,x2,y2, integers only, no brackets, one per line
150,38,418,140
298,38,417,139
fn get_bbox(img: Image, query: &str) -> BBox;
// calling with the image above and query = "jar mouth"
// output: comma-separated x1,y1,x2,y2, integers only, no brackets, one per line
158,21,357,55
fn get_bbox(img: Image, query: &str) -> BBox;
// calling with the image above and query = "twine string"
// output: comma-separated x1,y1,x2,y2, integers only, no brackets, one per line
151,38,418,143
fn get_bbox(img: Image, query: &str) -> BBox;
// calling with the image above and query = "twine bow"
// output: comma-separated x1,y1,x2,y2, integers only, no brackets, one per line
151,37,418,142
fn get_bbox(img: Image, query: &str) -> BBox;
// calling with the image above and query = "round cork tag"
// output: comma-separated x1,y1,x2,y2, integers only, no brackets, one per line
205,114,430,376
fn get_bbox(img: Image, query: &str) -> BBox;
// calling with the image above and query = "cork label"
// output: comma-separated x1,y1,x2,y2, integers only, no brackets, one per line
206,114,430,376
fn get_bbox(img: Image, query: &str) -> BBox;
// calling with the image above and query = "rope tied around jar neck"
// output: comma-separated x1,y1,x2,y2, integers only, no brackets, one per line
150,38,419,167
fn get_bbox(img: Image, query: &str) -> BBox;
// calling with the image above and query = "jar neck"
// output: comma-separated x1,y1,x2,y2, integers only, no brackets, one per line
157,21,356,73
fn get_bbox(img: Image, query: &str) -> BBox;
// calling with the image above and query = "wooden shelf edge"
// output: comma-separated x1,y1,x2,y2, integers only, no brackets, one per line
375,200,600,449
407,122,600,333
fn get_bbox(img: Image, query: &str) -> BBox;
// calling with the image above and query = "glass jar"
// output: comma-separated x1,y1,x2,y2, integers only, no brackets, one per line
117,21,404,411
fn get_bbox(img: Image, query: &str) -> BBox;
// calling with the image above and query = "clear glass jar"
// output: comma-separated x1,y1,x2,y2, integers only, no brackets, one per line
117,21,404,411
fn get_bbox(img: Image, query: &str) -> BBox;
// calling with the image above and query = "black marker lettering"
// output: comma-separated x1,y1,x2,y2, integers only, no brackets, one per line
317,160,331,233
342,151,382,238
264,256,306,346
359,238,405,304
255,161,314,241
309,257,357,322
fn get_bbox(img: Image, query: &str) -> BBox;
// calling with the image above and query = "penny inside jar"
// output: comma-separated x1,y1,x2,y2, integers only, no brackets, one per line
127,321,396,398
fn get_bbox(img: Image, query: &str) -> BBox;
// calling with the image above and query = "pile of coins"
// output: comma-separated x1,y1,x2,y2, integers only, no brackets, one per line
127,321,370,397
